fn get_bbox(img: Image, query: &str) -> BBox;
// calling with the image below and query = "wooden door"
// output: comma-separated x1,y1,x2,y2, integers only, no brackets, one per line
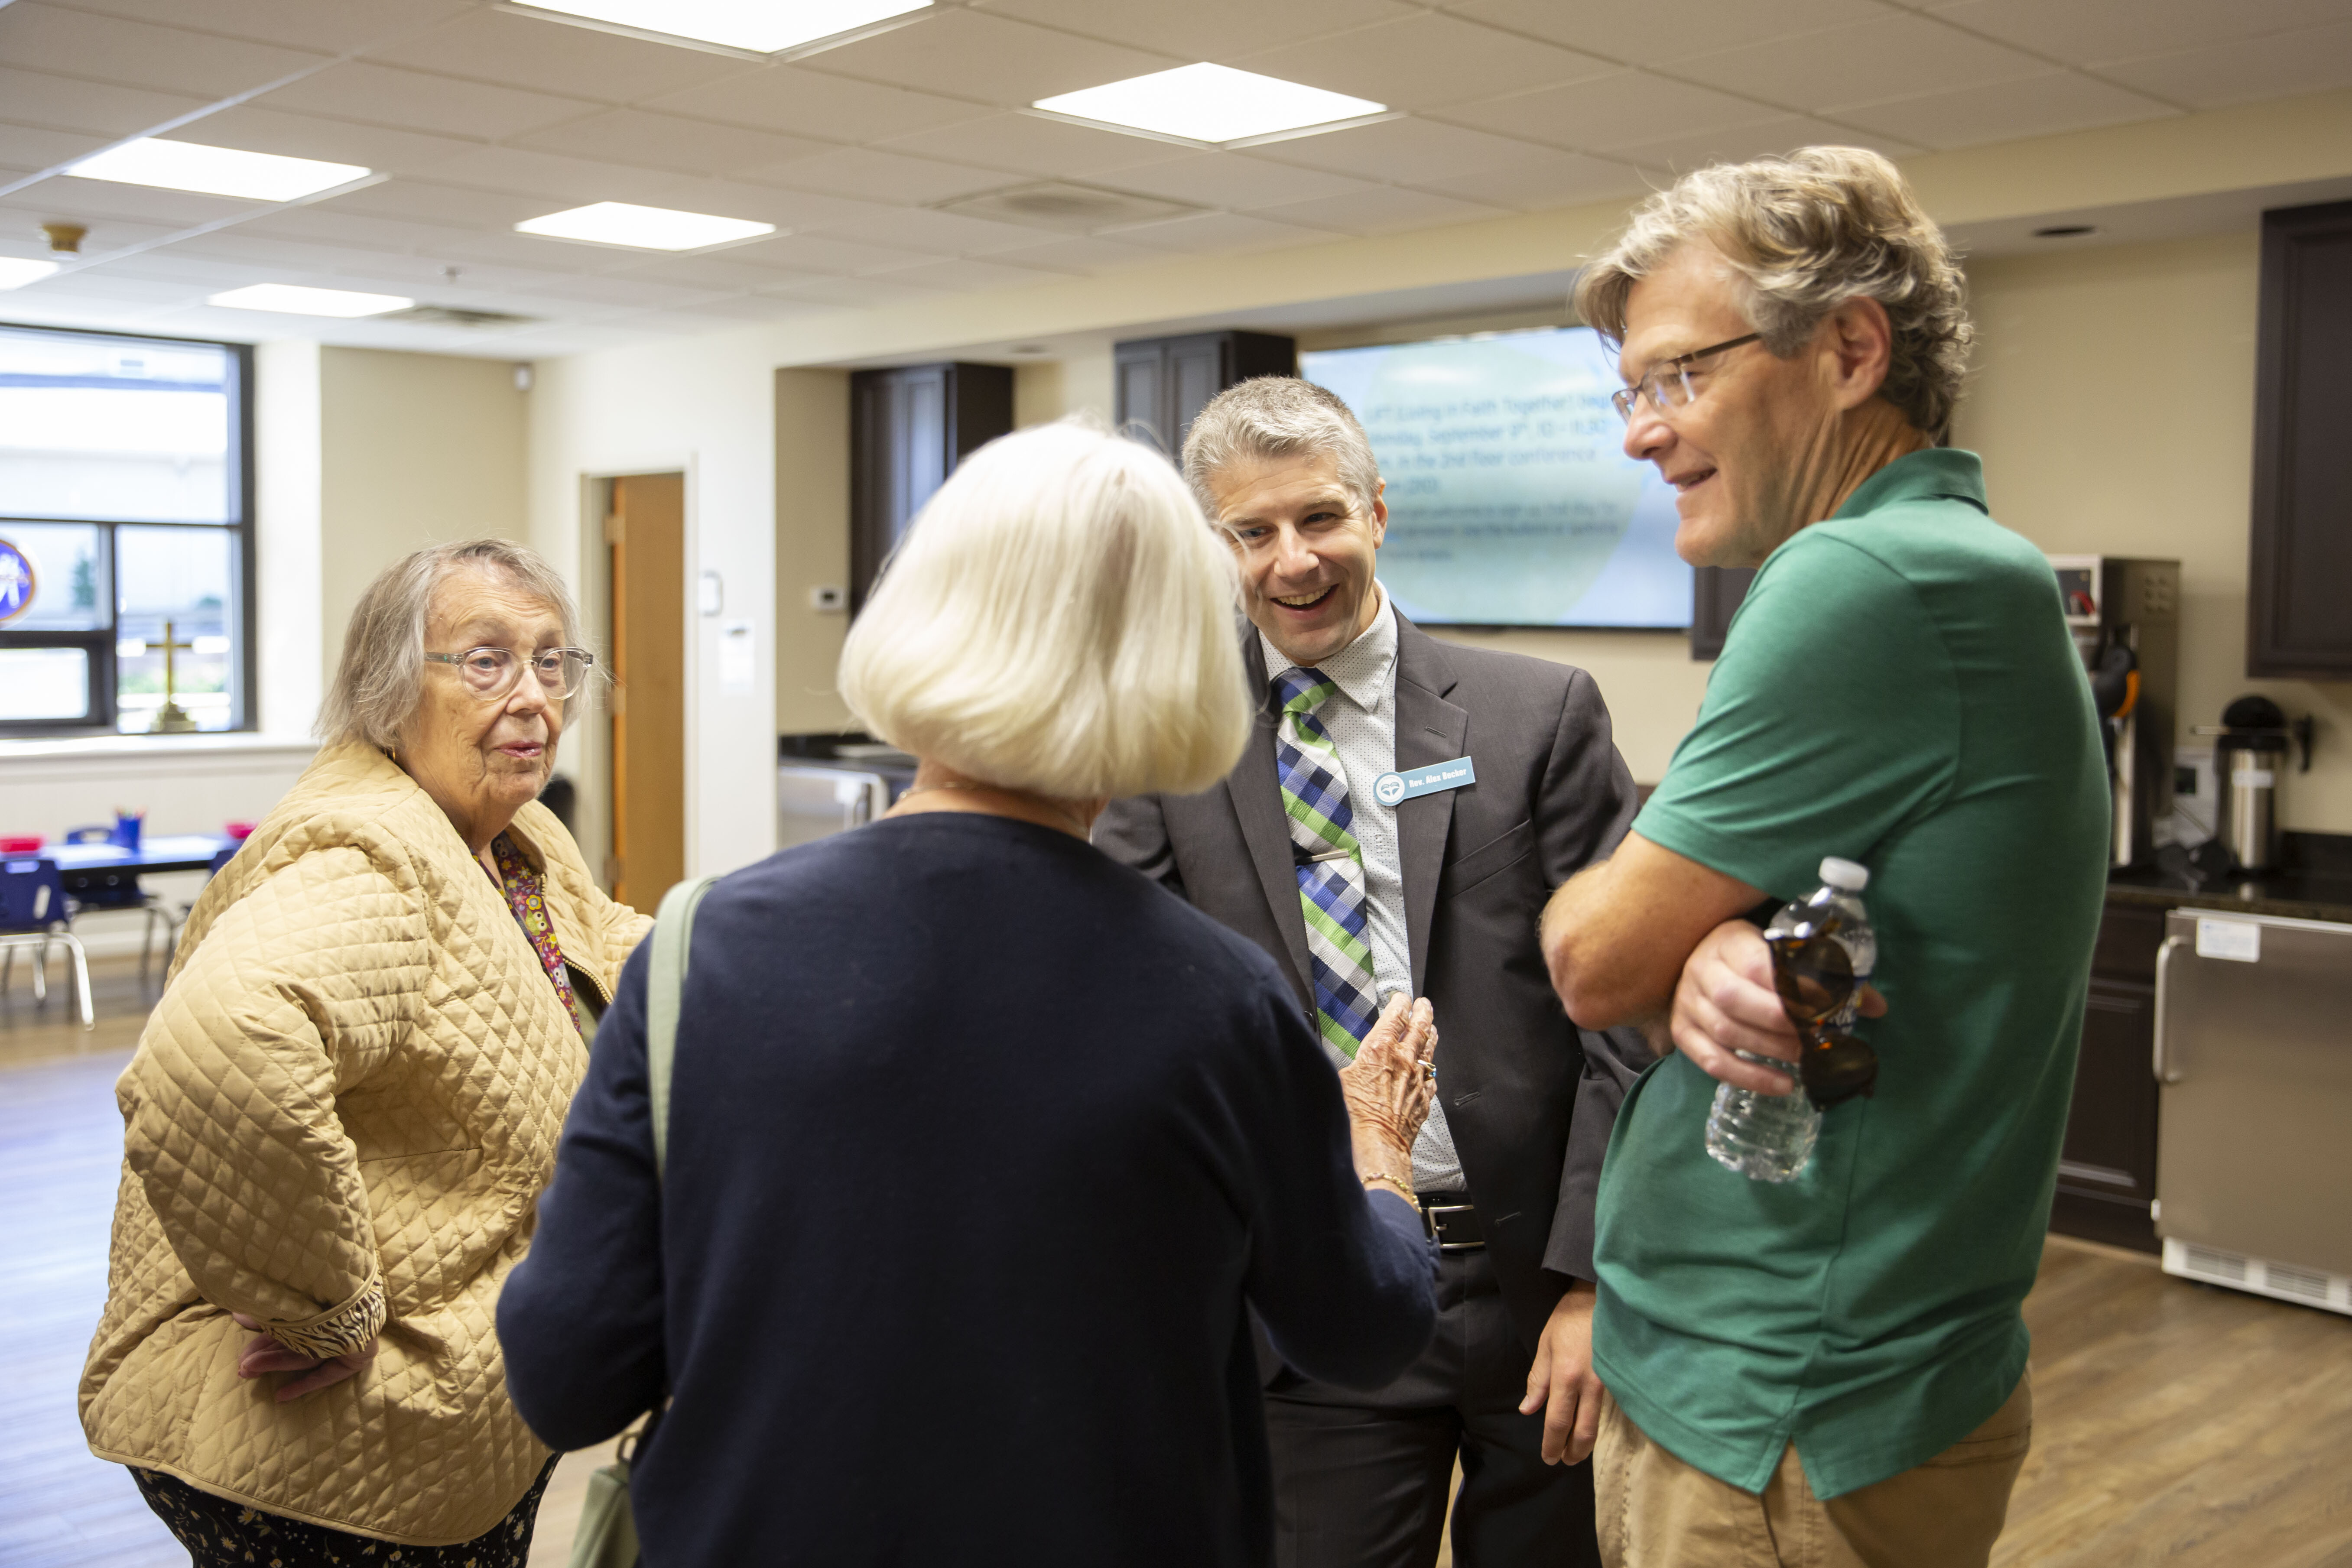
607,472,685,906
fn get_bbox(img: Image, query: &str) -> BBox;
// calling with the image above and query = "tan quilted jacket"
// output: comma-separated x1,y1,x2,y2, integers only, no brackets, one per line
80,741,652,1545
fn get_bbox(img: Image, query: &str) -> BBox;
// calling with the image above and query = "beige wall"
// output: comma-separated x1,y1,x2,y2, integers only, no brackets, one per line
1955,232,2350,834
775,367,854,734
318,347,530,689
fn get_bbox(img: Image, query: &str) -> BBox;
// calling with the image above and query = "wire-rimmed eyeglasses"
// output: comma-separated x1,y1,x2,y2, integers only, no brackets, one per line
423,646,597,701
1609,333,1762,423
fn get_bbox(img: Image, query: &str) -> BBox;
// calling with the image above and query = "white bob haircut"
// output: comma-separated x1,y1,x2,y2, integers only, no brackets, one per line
839,418,1252,802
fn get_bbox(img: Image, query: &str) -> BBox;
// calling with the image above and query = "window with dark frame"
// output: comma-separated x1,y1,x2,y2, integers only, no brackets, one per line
0,322,256,737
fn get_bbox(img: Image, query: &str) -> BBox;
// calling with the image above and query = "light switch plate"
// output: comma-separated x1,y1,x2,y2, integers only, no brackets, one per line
809,585,846,612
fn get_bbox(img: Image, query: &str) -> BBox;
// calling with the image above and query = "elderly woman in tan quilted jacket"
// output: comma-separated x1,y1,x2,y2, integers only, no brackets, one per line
80,539,652,1564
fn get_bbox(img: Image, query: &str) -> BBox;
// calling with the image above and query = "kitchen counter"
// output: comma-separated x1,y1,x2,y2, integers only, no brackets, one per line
2105,831,2352,925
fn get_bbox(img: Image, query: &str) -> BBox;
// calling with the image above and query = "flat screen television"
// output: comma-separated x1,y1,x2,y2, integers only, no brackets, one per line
1300,326,1690,629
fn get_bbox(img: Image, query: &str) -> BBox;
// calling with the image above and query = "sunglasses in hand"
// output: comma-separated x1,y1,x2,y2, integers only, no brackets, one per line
1766,929,1879,1108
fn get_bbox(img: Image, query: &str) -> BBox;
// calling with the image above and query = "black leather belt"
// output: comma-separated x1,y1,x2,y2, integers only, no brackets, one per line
1419,1193,1483,1252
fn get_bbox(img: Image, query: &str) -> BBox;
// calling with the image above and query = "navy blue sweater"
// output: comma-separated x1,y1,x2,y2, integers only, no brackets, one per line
498,813,1436,1567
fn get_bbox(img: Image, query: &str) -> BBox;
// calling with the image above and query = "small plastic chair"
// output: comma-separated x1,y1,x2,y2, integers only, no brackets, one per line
59,826,177,977
0,857,94,1031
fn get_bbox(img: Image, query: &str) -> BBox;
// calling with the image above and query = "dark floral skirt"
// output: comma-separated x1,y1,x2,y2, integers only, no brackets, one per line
131,1456,560,1567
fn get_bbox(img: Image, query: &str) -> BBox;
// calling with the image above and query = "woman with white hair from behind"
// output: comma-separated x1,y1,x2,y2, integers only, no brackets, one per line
498,419,1442,1566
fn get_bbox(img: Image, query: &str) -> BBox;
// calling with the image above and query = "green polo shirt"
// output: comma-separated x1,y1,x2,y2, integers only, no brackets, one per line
1592,448,2109,1499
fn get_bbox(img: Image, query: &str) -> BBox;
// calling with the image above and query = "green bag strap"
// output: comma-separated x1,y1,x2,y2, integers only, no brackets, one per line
646,875,720,1178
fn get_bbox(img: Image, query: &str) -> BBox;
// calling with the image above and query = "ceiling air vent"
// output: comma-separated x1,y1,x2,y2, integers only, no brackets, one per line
936,181,1196,234
380,305,538,328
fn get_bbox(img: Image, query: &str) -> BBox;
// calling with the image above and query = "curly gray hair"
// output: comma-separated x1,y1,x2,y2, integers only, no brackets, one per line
1180,377,1382,523
1573,146,1972,438
317,539,588,750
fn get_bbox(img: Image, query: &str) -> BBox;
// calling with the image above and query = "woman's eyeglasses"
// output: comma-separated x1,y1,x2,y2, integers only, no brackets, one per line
1767,929,1879,1107
424,646,596,701
1609,333,1763,423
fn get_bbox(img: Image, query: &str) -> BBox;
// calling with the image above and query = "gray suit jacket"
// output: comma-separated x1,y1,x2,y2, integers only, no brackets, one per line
1095,614,1647,1354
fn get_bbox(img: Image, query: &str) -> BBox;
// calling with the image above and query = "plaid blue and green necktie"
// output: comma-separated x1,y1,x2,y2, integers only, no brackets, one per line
1273,668,1381,1059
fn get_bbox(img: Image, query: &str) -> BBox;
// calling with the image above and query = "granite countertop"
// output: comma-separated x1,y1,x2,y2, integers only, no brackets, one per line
2106,832,2352,925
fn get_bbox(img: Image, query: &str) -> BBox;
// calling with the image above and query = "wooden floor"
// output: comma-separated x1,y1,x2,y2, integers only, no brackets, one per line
5,959,2348,1566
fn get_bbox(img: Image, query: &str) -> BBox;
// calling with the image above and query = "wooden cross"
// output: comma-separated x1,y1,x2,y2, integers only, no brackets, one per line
150,618,199,733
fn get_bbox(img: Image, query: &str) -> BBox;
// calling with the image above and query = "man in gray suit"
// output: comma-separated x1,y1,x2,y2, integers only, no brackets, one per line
1096,378,1640,1568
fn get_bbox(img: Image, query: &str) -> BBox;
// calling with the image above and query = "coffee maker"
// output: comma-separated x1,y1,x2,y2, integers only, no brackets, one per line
2048,555,2180,868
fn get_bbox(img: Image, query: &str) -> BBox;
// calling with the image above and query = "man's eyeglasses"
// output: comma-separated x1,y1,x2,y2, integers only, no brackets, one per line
1767,928,1878,1107
1609,333,1762,424
424,646,596,702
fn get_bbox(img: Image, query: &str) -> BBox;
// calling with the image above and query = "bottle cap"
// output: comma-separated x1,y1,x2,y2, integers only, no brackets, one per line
1819,856,1869,891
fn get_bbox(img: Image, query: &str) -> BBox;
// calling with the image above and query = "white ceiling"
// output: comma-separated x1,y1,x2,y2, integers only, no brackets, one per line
2,0,2348,357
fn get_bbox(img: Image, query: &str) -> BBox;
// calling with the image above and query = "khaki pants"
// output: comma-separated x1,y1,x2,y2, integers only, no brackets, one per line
1593,1373,2032,1568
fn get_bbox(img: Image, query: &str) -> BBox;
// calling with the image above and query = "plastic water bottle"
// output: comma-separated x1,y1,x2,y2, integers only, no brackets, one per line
1704,857,1876,1182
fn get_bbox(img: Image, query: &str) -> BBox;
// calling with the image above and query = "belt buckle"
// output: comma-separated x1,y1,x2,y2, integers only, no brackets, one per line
1423,1202,1481,1252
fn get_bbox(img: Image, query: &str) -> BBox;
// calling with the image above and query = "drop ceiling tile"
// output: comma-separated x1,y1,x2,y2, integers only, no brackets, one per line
1235,13,1618,112
1105,209,1343,254
529,273,725,308
972,0,1417,61
665,292,835,322
802,204,1064,256
799,10,1177,105
1413,149,1651,210
656,178,897,230
6,272,203,305
512,109,835,179
416,227,633,271
0,3,331,97
18,176,260,227
2096,19,2352,109
877,112,1184,179
1832,72,2176,149
1437,72,1787,154
1444,0,1888,68
251,62,604,142
1251,184,1506,235
1673,14,2051,113
422,145,702,206
7,214,184,254
1249,117,1570,184
741,146,1009,205
761,272,952,307
982,231,1168,272
182,106,480,175
1603,115,1919,172
726,230,940,274
635,63,988,143
871,255,1076,291
0,125,112,173
233,205,477,252
0,67,211,138
1922,0,2352,69
318,179,567,228
364,8,757,103
1094,151,1377,210
40,0,473,56
598,253,820,290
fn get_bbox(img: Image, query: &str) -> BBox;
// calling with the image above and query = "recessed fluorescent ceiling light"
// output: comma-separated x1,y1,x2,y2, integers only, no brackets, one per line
513,0,929,54
69,139,370,202
1034,63,1384,144
515,201,776,251
208,284,414,318
0,258,60,289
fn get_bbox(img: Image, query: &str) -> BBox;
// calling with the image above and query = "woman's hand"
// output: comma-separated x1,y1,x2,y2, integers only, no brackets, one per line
1338,994,1437,1193
231,1313,377,1404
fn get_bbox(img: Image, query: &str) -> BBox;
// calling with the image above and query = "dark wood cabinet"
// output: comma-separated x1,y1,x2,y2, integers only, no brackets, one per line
848,362,1013,613
1689,566,1754,659
2249,199,2352,678
1113,331,1296,461
2050,901,2165,1252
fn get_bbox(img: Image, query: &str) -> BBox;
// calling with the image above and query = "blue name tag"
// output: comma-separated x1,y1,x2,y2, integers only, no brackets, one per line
1371,756,1475,807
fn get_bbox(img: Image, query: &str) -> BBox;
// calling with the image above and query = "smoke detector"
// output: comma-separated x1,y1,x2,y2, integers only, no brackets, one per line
936,181,1195,234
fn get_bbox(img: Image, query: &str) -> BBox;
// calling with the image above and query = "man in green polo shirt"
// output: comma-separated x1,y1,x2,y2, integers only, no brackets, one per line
1532,148,2108,1567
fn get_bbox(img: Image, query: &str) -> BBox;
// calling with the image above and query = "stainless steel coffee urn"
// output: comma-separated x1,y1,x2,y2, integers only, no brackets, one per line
2049,555,2180,868
2204,695,2312,873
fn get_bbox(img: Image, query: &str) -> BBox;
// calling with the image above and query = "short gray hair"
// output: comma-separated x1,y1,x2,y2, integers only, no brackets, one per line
1181,377,1382,522
1574,146,1972,438
840,418,1251,801
317,539,586,750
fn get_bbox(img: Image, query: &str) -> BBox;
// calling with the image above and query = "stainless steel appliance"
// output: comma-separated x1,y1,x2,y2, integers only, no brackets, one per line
2154,908,2352,1314
777,736,915,851
2196,695,2314,873
2049,555,2180,867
